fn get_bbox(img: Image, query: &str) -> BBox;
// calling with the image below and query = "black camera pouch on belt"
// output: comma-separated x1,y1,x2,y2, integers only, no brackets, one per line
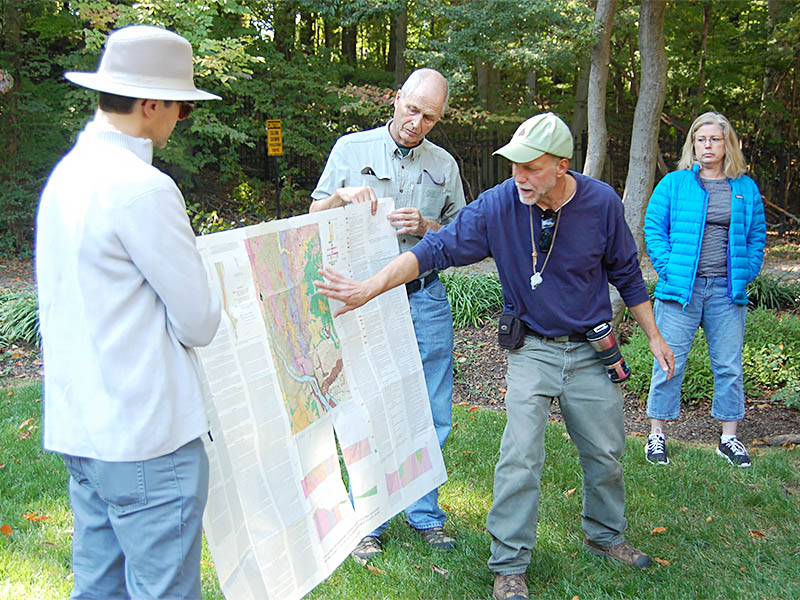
498,313,526,350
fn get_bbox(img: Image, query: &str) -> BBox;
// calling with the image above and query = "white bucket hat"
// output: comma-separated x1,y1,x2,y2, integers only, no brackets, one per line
65,25,220,101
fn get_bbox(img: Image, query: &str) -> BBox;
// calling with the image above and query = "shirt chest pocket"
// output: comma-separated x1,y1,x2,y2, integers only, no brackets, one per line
348,166,393,199
413,169,446,221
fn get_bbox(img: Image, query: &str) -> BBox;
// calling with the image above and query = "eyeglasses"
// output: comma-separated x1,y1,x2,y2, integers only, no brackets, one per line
539,209,556,253
695,136,722,146
178,101,195,120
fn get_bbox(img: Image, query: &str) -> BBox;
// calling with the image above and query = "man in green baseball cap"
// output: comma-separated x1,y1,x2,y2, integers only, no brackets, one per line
314,111,674,600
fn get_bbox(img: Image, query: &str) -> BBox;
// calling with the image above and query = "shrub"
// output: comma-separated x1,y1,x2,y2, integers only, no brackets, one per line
440,272,504,328
0,289,40,347
622,307,800,408
746,273,800,311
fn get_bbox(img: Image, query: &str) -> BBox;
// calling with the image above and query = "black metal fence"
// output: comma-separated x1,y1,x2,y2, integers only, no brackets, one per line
239,122,799,232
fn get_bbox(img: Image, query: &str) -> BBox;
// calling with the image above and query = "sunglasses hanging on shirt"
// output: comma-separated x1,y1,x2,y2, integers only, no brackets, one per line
529,207,561,290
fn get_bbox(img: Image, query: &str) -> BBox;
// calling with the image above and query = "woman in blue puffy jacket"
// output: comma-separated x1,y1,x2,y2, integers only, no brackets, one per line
643,112,765,468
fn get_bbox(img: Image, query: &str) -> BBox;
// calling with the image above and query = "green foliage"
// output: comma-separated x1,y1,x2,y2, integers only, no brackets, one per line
441,272,504,328
0,290,39,348
746,273,800,311
2,0,799,256
622,308,800,408
5,389,799,599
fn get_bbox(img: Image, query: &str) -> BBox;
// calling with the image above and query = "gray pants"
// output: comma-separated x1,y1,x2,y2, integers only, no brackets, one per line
487,336,627,575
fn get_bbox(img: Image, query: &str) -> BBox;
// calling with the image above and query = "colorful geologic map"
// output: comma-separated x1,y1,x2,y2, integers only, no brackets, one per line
245,224,350,434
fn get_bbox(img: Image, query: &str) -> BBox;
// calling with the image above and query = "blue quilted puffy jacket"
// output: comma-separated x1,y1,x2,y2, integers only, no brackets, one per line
644,164,766,307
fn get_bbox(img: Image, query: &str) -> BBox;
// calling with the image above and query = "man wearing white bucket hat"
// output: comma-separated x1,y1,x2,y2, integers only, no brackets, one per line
315,112,675,600
36,25,221,599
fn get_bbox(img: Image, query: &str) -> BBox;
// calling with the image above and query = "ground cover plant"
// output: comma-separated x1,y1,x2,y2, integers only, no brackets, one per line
2,383,798,599
623,307,800,409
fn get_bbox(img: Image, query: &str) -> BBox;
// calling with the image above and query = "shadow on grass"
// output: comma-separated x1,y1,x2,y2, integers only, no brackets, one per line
2,383,798,599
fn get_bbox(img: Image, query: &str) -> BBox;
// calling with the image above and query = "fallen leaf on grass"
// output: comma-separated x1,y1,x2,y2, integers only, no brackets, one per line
630,431,646,437
571,596,580,600
564,487,577,498
18,418,35,430
706,516,713,522
413,564,422,570
654,557,670,566
430,563,449,579
468,406,480,413
748,530,765,538
650,526,667,534
23,512,50,522
365,564,385,575
40,541,55,547
454,402,470,407
1,524,12,537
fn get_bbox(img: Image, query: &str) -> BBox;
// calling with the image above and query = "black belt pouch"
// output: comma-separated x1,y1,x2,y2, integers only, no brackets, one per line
498,313,526,350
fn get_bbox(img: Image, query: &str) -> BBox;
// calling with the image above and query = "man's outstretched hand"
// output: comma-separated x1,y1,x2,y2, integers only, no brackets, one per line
315,267,373,317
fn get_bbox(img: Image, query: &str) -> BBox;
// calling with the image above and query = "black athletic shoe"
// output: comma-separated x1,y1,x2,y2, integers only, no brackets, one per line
717,436,752,468
645,433,669,465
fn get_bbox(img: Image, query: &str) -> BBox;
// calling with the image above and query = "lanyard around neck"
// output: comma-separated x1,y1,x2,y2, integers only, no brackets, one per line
529,206,561,290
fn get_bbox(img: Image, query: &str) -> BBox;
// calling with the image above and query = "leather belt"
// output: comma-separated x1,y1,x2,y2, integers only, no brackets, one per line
526,326,585,343
406,271,439,295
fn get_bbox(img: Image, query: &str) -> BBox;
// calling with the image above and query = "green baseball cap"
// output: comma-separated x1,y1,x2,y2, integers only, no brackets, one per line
493,112,573,163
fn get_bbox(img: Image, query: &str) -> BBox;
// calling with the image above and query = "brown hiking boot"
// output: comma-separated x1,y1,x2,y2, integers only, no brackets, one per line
584,539,652,569
413,525,456,550
492,573,528,600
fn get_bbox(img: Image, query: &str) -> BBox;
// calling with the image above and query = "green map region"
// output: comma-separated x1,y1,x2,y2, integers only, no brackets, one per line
245,224,350,435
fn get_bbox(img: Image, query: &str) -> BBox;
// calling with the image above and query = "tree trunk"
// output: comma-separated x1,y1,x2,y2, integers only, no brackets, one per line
390,1,407,87
298,11,314,51
476,62,501,111
583,0,617,179
274,1,297,59
696,2,709,102
613,0,667,324
323,19,334,50
342,24,357,66
1,0,21,173
571,56,591,173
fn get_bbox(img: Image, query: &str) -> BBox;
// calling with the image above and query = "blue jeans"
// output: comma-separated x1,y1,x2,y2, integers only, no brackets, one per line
487,336,627,574
648,277,746,422
62,438,209,600
370,275,454,536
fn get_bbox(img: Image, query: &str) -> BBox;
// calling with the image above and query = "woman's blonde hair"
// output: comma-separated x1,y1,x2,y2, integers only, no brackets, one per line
677,111,748,178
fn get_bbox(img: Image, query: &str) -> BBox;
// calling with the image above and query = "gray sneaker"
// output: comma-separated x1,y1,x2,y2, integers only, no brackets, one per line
645,433,669,465
717,436,752,468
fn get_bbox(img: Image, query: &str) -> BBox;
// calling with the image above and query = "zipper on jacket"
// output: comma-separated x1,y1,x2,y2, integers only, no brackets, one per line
684,165,709,311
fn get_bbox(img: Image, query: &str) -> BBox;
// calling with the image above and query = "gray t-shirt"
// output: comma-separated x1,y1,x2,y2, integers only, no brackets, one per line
697,178,731,277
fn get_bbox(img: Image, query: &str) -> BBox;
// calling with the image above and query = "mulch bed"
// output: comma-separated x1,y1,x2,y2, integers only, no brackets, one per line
453,320,800,448
3,256,799,448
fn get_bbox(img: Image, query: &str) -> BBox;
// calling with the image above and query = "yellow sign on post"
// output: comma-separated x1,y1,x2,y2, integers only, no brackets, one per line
266,119,283,156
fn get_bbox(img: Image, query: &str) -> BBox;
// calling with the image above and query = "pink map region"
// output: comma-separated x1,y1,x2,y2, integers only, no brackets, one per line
312,505,343,541
301,455,339,498
342,438,371,466
385,448,433,496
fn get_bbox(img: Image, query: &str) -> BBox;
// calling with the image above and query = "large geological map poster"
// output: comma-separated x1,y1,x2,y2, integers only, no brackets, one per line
194,199,446,599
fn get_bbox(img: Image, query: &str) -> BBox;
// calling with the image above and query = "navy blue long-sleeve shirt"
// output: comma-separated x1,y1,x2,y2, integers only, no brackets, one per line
411,173,650,337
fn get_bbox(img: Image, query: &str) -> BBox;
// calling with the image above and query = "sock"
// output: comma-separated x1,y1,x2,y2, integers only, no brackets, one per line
721,434,737,443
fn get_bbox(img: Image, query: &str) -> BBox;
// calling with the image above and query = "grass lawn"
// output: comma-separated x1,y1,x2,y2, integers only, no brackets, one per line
2,381,798,599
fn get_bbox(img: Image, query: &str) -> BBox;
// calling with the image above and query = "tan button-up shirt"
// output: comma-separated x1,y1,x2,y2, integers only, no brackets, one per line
312,123,466,255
